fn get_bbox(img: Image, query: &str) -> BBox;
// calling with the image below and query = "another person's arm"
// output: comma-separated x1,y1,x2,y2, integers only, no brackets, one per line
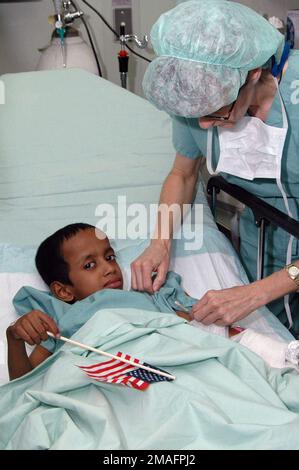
191,261,299,326
6,310,60,380
131,153,201,293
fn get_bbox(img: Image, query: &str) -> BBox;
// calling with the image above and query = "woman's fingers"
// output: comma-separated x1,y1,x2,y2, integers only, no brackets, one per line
131,242,170,293
191,294,210,321
134,264,145,292
131,265,137,291
152,261,168,292
142,262,155,293
131,259,146,291
192,290,234,324
191,286,255,326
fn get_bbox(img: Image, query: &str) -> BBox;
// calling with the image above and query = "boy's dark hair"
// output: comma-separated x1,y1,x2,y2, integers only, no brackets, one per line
35,223,95,286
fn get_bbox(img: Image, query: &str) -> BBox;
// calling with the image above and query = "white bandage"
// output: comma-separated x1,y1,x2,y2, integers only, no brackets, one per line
231,329,295,369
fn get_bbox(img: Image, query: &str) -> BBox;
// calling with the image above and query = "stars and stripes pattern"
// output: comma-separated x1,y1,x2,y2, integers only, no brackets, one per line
78,352,172,391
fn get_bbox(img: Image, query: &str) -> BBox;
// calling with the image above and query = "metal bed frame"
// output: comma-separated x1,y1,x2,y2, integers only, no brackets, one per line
207,176,299,280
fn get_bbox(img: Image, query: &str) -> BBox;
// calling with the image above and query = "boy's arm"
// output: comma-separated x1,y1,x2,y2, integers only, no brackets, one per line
6,310,59,381
6,330,52,380
29,345,53,368
6,328,34,380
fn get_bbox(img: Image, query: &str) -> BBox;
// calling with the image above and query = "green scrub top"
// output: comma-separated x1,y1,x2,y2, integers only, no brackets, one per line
172,50,299,334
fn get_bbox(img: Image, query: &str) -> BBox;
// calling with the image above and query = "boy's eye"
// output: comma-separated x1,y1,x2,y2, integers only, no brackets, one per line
106,254,116,261
84,261,96,270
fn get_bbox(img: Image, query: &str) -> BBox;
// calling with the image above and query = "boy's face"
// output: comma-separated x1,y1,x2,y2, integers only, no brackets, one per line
60,228,123,301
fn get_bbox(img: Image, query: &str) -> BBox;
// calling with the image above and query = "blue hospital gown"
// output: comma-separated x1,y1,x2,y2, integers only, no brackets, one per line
172,50,299,335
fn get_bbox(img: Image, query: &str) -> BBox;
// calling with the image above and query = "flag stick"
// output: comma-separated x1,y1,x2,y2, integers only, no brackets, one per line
47,332,176,381
174,300,191,313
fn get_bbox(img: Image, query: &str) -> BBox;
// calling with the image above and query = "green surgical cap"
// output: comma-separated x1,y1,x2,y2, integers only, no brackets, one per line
143,0,285,118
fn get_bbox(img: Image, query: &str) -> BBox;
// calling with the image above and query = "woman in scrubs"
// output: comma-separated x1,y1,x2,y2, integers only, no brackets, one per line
131,0,299,336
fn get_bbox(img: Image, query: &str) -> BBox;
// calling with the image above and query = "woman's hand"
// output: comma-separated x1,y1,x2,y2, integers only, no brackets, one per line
7,310,60,346
131,240,171,293
190,283,266,326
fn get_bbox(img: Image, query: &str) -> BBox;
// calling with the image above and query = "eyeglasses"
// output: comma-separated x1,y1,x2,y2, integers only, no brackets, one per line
204,81,250,121
206,99,237,121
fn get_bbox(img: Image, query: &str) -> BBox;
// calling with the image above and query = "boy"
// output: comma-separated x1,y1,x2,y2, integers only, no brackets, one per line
7,223,194,380
6,223,124,380
6,224,299,381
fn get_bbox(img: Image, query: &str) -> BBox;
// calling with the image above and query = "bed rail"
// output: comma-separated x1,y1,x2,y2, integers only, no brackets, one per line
207,176,299,280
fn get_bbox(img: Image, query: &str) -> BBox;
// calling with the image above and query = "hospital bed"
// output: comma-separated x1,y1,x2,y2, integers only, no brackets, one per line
0,69,299,450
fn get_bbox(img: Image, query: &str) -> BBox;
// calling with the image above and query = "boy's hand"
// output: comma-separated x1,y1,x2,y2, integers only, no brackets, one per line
7,310,60,346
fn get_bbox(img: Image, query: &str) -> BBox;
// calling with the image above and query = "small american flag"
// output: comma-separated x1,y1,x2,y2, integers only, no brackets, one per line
78,352,173,391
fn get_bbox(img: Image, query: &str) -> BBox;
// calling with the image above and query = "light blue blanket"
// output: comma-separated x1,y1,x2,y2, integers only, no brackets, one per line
1,303,299,449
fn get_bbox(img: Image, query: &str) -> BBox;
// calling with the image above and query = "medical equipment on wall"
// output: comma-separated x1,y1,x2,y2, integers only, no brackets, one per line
41,0,150,87
53,0,82,68
37,0,102,75
118,21,148,89
118,22,129,89
80,0,150,89
37,27,99,75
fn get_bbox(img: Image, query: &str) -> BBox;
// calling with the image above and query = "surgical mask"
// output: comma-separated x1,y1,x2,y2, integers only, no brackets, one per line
206,77,294,327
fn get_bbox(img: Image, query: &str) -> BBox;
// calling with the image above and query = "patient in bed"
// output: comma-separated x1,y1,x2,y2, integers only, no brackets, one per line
6,223,299,381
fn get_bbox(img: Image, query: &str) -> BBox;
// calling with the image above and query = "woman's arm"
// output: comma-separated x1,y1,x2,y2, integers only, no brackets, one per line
191,261,299,326
131,153,201,293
